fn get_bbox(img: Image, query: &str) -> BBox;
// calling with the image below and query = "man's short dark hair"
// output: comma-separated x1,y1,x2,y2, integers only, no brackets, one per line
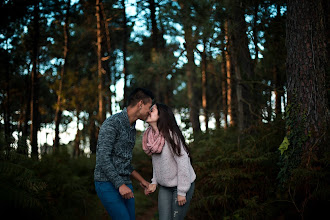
127,88,154,107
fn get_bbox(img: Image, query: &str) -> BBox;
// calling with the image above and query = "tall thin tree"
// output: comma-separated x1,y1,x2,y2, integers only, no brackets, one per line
54,0,70,149
179,0,201,136
96,0,106,123
30,1,40,158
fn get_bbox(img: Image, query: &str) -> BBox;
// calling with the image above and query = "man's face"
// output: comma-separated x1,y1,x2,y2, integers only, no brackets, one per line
138,98,153,121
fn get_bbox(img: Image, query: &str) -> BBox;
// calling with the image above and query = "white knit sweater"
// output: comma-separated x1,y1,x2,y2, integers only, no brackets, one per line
151,140,196,196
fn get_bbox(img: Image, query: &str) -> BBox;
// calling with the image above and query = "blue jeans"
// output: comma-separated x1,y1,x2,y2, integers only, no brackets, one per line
94,181,135,220
158,182,195,220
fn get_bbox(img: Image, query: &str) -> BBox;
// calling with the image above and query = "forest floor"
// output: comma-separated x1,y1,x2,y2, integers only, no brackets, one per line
136,201,158,220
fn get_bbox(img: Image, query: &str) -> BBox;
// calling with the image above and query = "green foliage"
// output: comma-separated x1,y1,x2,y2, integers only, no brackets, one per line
0,146,105,219
187,123,284,220
278,136,289,155
184,119,329,220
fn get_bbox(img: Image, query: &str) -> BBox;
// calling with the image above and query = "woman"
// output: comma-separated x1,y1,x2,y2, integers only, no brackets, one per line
142,103,196,220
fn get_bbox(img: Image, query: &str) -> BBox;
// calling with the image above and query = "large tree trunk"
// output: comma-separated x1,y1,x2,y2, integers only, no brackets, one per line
54,0,70,149
229,0,254,130
180,1,201,137
30,1,40,159
286,0,328,164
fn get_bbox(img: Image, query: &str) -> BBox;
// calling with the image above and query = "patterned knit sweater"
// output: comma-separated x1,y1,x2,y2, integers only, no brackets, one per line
94,108,136,189
151,140,196,196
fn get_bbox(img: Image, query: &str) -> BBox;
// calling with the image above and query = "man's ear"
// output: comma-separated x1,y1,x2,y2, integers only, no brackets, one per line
138,100,143,109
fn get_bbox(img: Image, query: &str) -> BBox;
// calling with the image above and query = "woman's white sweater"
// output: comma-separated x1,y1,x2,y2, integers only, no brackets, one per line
151,140,196,196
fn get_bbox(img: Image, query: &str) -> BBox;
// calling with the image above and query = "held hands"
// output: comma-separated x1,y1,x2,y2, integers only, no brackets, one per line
177,195,186,206
147,184,157,194
119,184,134,199
140,181,152,195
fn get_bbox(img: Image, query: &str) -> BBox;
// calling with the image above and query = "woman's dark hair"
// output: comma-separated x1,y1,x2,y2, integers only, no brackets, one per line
156,103,190,157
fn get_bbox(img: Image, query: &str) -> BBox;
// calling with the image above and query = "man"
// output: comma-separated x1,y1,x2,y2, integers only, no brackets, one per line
94,88,154,220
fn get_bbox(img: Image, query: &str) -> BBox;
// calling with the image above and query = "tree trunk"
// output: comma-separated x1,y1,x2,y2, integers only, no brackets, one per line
54,0,70,149
224,21,234,127
122,0,128,106
149,0,163,103
4,41,11,150
180,1,201,136
18,74,30,155
88,112,97,154
253,1,259,65
96,0,105,123
201,41,208,132
101,2,112,115
149,0,158,51
286,0,329,164
273,66,282,117
30,1,40,159
227,0,254,130
221,44,228,129
73,110,81,157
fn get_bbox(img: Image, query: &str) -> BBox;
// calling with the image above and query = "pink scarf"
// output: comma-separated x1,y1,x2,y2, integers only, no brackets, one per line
142,126,165,156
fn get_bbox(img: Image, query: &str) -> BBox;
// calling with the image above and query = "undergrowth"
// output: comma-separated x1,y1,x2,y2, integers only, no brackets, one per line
1,120,329,220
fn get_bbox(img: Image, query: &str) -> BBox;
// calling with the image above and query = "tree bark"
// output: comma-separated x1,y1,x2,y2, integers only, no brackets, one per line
122,0,128,106
30,1,40,159
180,1,201,136
224,20,234,127
73,110,81,157
201,41,208,132
100,2,112,115
227,0,254,130
286,0,329,164
54,0,70,149
221,44,228,129
4,41,11,150
96,0,105,123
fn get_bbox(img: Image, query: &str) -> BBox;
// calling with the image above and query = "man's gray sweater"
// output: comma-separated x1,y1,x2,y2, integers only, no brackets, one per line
94,108,136,189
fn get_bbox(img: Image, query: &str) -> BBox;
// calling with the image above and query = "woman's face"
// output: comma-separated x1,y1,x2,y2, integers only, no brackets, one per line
146,104,159,124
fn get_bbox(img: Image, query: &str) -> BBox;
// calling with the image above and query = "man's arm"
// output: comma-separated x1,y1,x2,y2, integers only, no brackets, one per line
97,119,125,188
131,170,150,192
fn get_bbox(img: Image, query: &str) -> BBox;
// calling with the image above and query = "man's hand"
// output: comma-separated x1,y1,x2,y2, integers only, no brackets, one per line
177,195,186,206
140,181,151,195
140,180,150,189
119,184,134,199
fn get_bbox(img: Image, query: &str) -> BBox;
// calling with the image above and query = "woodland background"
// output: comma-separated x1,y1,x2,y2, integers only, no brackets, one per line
0,0,329,219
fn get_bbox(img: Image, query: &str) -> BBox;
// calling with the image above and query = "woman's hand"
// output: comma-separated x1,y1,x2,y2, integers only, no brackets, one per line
177,195,186,206
147,184,157,194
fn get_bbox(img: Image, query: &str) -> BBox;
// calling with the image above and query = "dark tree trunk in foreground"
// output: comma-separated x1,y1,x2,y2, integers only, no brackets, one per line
30,1,40,159
286,0,328,167
180,1,201,137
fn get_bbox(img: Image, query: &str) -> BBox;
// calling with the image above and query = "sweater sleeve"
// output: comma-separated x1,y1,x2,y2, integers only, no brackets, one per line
173,141,191,197
151,163,158,185
97,119,125,189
